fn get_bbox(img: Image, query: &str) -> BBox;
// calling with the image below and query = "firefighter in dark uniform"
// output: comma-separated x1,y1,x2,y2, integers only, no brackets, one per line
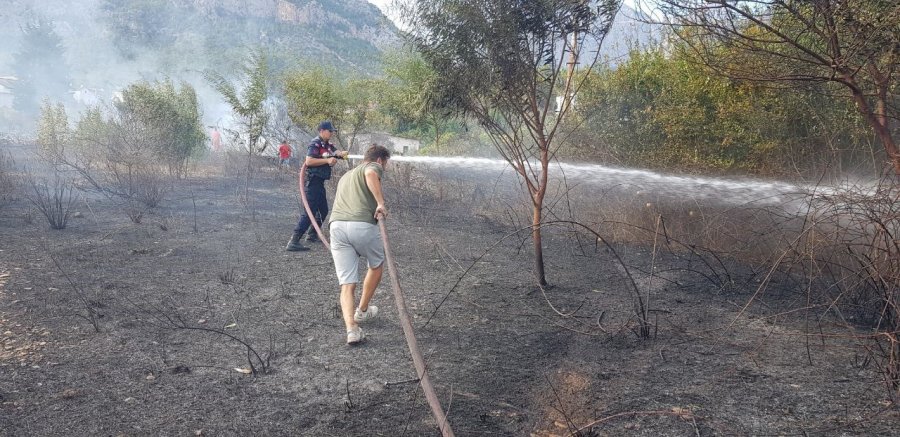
286,121,349,251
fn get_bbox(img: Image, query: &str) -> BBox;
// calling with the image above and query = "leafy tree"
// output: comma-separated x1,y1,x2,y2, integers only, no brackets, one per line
36,100,71,162
379,49,454,153
342,77,379,154
207,51,270,154
571,44,873,175
283,68,376,151
283,67,347,134
404,0,622,285
651,0,900,175
115,80,206,176
38,80,204,213
10,18,70,115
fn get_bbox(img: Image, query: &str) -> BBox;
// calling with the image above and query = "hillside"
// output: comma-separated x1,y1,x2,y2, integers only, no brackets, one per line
0,0,398,126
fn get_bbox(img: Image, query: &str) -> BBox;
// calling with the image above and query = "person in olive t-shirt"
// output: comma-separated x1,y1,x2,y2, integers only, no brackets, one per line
328,144,391,344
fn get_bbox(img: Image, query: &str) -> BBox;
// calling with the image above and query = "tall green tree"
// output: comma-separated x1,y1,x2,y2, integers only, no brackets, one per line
283,67,346,134
283,68,375,151
115,80,206,176
342,77,378,154
207,51,270,154
36,100,70,162
380,49,453,153
404,0,621,285
11,18,70,115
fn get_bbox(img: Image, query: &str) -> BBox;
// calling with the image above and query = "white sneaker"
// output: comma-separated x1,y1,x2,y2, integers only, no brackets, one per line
354,305,378,323
346,326,365,345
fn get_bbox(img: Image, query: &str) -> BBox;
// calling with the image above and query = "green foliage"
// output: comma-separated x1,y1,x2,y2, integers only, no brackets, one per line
0,151,18,209
283,67,347,134
61,79,204,180
37,100,70,160
341,77,380,152
207,52,270,153
73,107,111,154
655,0,900,174
405,0,622,286
569,44,874,175
11,18,71,114
375,49,459,152
37,80,204,211
115,80,207,173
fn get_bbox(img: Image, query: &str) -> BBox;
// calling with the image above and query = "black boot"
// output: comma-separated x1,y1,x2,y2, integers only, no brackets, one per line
285,232,309,252
306,231,320,243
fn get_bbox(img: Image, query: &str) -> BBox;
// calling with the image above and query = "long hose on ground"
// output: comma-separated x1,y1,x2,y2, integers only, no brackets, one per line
298,162,455,437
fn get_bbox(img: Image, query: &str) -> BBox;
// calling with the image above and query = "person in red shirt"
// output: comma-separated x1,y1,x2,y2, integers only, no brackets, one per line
210,128,222,153
278,140,292,167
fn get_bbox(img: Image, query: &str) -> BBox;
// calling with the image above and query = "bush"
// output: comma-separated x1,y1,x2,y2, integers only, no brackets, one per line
38,80,205,213
25,172,76,230
113,80,206,177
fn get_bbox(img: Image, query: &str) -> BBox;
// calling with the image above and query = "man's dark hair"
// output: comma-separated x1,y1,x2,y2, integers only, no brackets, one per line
364,144,391,162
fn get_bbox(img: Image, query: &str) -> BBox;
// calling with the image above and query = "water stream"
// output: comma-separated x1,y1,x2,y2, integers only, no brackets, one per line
349,154,842,206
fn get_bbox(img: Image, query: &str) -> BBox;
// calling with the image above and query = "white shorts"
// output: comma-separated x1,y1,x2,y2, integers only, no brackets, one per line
330,221,385,285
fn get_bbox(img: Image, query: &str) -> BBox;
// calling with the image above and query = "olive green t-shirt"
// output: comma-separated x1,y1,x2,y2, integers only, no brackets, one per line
329,162,383,225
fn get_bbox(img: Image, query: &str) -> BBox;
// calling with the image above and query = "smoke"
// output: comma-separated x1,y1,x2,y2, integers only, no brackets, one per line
0,0,257,132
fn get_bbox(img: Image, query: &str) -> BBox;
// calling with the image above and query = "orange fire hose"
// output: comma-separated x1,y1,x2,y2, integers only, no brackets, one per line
298,162,455,437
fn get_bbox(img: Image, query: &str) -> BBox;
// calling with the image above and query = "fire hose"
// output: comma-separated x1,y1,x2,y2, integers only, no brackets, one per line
298,161,455,437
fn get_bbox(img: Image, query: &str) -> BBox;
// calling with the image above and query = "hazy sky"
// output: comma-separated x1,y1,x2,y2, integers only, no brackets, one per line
367,0,402,28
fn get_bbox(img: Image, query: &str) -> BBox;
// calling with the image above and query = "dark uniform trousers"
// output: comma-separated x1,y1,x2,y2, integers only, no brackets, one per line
294,177,328,236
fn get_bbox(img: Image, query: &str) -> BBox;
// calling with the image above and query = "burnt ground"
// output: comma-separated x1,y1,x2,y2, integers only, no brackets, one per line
0,148,898,436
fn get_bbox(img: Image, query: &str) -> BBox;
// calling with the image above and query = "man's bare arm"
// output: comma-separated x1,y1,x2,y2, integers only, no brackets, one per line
365,167,387,219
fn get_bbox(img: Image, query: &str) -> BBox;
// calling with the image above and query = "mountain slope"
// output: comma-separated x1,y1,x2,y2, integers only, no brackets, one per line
0,0,398,86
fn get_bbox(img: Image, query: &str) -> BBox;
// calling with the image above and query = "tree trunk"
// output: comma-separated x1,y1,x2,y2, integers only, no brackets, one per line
530,140,550,287
845,78,900,174
874,87,900,175
431,114,443,154
532,201,547,286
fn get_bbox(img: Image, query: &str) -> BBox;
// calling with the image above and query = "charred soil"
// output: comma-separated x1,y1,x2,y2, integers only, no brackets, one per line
0,152,897,436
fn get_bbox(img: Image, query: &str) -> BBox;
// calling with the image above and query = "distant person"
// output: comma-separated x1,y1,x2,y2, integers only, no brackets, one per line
329,144,391,344
285,121,349,251
210,128,222,153
278,139,292,168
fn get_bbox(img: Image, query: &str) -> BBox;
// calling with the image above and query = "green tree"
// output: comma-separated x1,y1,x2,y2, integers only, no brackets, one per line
405,0,622,286
283,67,347,134
36,100,70,162
653,0,900,174
379,49,454,153
115,80,206,176
38,80,204,212
207,51,270,154
571,44,873,175
284,68,378,152
11,18,70,115
342,77,379,154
